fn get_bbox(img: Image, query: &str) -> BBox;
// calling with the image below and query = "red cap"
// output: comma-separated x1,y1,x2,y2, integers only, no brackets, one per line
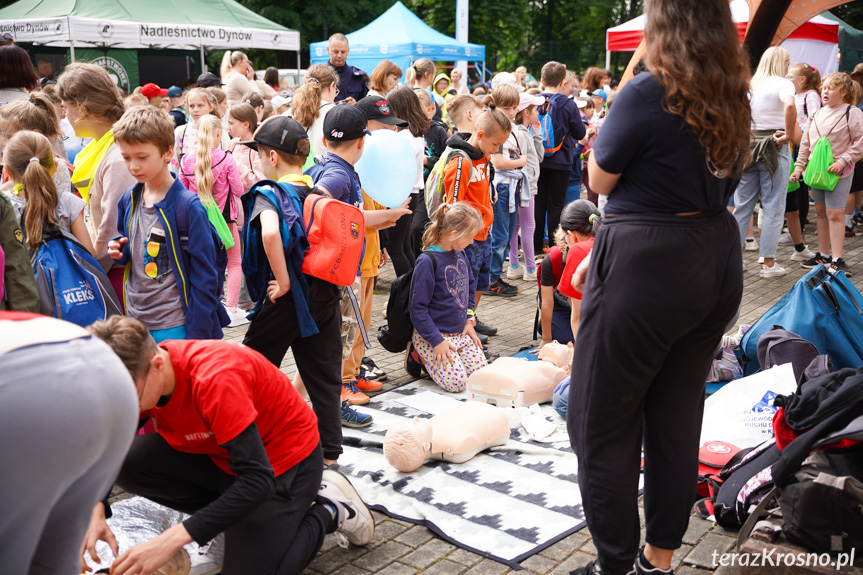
141,83,168,99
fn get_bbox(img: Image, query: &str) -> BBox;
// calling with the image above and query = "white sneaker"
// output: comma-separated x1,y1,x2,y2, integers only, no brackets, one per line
744,238,759,251
758,256,764,264
318,469,374,547
776,233,794,246
790,246,816,261
523,269,537,282
225,306,250,327
760,263,788,278
506,265,524,280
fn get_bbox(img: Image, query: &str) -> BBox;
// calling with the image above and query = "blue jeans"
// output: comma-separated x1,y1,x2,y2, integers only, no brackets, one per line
552,376,570,418
490,182,519,282
733,144,790,259
565,183,581,206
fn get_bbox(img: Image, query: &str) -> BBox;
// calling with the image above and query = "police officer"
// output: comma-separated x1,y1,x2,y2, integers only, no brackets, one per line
327,34,369,105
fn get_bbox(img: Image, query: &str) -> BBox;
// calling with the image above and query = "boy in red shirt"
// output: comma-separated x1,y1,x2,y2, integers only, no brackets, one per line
81,316,373,575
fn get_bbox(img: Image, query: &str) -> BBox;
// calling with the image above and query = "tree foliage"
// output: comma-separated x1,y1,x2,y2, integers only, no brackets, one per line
236,0,643,77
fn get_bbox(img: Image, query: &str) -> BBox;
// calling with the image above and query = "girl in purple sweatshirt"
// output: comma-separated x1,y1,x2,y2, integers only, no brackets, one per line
409,203,486,392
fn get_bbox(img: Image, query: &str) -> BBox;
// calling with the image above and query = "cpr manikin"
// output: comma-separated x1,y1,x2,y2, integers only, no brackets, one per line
537,341,574,373
384,402,510,473
467,356,569,408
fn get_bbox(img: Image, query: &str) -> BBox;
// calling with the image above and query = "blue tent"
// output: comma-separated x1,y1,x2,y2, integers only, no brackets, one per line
309,1,485,81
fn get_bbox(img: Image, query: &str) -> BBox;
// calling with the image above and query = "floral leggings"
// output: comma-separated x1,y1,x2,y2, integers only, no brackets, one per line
412,330,487,392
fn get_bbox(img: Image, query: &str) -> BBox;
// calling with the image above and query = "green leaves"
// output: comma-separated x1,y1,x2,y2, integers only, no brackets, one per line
235,0,643,77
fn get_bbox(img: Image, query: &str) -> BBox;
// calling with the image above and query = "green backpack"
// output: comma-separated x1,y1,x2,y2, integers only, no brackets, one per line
803,105,851,192
423,147,475,216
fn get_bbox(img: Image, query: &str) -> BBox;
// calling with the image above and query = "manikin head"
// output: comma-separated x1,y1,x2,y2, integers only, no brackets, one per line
537,341,574,373
384,417,433,472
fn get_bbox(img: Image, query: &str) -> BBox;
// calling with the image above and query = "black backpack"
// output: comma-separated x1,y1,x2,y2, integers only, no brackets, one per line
780,450,863,553
377,251,437,353
695,439,782,530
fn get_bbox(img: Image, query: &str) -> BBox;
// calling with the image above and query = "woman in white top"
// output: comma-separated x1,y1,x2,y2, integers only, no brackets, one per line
732,47,796,279
450,68,470,95
384,86,429,276
221,51,259,107
291,64,339,167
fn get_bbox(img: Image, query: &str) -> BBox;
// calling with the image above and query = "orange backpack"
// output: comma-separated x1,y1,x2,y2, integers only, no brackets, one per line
301,195,365,286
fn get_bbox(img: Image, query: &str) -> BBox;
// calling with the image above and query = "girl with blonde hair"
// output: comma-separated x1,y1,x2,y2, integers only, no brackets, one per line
410,203,485,393
3,130,93,253
791,71,863,275
733,45,795,278
179,115,245,324
291,64,340,166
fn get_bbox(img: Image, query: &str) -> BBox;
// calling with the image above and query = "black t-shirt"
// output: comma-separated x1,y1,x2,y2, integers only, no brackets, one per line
594,73,740,214
539,248,570,309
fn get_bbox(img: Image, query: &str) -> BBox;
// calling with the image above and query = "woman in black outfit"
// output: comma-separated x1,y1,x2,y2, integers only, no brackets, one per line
567,1,751,574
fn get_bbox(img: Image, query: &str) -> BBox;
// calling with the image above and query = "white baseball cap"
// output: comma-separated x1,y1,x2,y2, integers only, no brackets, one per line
517,92,545,112
491,71,525,93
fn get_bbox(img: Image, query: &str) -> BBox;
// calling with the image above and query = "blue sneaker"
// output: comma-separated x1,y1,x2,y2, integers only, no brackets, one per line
341,400,373,428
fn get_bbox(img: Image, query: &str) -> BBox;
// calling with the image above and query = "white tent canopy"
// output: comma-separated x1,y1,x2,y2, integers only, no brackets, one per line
606,0,839,75
0,0,299,52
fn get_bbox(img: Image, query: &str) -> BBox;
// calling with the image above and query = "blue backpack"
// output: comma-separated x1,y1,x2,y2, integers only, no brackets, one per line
538,96,566,157
31,226,122,327
741,265,863,374
241,179,319,337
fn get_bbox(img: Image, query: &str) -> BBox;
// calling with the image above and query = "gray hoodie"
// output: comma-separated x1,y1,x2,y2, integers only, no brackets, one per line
517,124,544,196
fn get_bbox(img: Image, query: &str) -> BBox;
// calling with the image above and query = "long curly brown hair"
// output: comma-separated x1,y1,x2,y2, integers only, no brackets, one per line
644,0,751,177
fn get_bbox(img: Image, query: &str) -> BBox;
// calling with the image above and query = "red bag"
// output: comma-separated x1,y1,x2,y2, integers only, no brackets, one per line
301,195,365,287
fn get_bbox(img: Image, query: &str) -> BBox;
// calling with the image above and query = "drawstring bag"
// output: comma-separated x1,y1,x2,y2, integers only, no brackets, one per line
787,159,800,193
803,138,838,191
803,105,851,192
202,199,235,249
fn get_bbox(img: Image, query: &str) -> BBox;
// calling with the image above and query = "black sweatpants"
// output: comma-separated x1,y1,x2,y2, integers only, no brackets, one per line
410,193,430,258
534,167,571,253
389,194,420,277
243,277,344,461
117,435,330,575
567,210,742,575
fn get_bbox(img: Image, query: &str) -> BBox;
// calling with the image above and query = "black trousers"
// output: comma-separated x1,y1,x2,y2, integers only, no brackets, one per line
117,435,330,575
388,194,420,277
243,278,343,461
410,193,430,258
567,210,742,575
534,167,571,253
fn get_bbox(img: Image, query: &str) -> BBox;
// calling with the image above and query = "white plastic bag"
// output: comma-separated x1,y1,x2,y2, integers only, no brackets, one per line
699,363,797,449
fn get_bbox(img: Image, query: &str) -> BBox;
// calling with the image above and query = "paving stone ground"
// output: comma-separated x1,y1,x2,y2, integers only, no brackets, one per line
218,218,863,575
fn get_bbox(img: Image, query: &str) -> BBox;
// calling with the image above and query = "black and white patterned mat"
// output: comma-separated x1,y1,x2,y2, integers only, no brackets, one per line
339,379,630,568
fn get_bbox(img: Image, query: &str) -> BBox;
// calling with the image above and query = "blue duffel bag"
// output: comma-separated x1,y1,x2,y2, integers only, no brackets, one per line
741,265,863,374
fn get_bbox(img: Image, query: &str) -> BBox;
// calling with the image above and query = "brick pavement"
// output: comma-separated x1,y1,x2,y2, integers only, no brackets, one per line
218,225,863,575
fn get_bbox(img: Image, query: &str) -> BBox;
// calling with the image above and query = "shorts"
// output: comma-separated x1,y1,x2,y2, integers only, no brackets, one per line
852,161,863,193
339,277,362,360
464,236,492,292
811,174,853,211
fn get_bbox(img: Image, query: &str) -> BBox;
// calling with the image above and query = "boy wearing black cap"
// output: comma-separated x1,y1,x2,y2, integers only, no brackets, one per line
241,115,359,465
196,72,222,88
336,96,405,398
312,105,411,412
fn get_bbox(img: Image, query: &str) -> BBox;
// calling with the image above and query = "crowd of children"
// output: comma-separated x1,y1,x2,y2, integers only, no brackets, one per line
7,30,855,574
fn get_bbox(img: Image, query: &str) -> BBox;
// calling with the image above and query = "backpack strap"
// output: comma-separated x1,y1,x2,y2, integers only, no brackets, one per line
452,155,466,203
174,191,193,239
550,246,564,284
